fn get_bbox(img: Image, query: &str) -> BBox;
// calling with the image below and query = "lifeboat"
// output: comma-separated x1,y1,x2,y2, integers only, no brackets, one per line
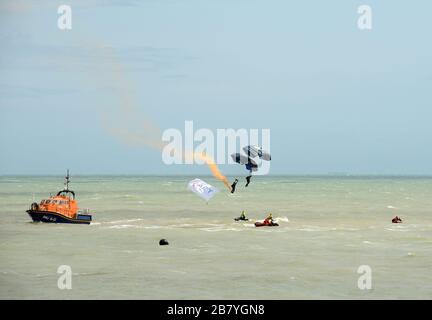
26,171,92,224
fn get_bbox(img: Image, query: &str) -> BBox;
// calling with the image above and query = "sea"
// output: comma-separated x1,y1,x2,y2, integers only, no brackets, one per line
0,176,431,299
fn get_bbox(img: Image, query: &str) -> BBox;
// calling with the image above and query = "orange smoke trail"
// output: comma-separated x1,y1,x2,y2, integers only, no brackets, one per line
71,32,232,191
91,48,232,191
185,151,232,191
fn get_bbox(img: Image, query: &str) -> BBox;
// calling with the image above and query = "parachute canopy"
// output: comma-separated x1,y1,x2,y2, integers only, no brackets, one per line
187,178,219,202
231,145,271,173
243,145,271,161
231,153,258,172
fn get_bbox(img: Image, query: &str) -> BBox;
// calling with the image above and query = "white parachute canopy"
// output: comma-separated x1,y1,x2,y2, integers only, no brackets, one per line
187,178,219,202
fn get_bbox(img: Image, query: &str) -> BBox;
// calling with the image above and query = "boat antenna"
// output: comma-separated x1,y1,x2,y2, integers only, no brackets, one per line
64,169,70,191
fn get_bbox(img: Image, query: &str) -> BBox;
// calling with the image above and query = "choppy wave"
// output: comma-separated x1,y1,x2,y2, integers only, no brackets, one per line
385,226,411,232
141,225,165,229
108,224,138,229
107,219,143,224
298,225,360,232
199,226,244,232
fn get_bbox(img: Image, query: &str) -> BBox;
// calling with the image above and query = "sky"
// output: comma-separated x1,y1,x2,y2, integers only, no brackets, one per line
1,0,431,175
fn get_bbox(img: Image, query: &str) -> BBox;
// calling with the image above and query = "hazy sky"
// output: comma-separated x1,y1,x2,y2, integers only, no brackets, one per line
1,0,431,175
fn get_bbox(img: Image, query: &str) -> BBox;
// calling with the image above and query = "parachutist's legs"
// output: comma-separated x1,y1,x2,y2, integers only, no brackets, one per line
230,179,239,194
245,175,252,187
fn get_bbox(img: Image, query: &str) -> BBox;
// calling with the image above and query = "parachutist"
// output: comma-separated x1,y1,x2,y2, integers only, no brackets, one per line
230,179,239,194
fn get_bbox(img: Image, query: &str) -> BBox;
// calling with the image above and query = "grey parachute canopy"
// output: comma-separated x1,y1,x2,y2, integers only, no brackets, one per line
231,153,258,172
231,145,271,173
243,145,271,161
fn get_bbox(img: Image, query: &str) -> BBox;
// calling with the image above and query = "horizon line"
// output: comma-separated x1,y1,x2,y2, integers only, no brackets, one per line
1,173,432,178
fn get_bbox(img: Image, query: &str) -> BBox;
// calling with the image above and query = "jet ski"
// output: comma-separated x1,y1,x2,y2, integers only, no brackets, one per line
234,217,249,221
255,221,279,227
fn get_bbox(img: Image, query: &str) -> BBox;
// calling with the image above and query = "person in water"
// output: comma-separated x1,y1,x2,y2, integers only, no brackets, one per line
245,175,252,187
392,216,402,223
264,213,273,225
230,179,239,194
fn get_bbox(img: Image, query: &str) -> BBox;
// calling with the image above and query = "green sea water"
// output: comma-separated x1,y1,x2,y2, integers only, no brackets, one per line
0,176,431,299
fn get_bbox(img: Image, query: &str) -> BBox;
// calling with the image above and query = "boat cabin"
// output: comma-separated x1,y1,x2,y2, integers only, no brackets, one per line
37,193,78,219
